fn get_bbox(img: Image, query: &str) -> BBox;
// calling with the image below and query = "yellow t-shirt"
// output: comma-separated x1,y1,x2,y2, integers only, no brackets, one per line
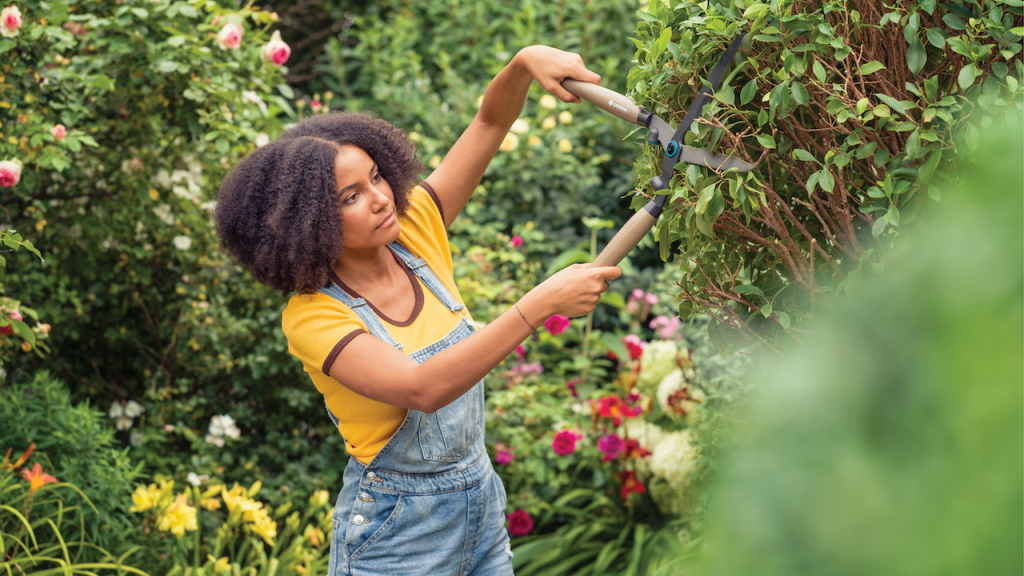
281,183,467,464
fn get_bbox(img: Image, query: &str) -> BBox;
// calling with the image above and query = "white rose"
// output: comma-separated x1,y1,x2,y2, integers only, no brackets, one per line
173,235,192,250
124,400,145,418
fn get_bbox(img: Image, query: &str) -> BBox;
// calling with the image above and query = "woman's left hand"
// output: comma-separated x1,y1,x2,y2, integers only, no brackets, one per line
516,45,602,105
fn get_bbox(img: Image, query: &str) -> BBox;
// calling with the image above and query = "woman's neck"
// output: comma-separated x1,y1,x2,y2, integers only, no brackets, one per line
333,244,401,291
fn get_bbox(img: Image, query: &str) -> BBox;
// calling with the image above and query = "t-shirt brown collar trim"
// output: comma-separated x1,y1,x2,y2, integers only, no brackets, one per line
328,247,424,327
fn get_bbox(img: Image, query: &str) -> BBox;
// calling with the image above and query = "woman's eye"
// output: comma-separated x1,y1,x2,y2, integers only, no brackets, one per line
371,172,381,183
344,192,359,204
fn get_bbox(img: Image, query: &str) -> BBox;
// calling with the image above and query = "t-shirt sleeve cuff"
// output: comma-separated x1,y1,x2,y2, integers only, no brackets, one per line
322,329,368,375
419,181,445,223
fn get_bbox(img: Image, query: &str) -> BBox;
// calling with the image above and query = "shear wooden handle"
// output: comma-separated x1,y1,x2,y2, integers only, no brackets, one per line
562,79,643,125
590,209,657,268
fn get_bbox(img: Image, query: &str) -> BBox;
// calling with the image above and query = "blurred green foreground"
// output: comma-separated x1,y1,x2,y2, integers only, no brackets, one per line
669,124,1023,576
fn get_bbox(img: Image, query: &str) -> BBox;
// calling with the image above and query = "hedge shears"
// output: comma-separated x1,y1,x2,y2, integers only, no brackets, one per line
562,34,755,267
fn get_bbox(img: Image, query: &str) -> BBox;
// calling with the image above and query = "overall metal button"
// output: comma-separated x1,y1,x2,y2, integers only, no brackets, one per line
365,471,377,481
352,515,365,525
359,492,372,503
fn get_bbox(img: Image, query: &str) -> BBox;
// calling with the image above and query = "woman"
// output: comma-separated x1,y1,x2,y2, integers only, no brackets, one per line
215,45,621,575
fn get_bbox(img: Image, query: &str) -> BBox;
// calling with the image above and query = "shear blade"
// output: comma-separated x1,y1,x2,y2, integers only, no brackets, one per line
647,115,755,173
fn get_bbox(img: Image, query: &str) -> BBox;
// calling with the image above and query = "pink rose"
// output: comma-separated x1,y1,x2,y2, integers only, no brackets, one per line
629,288,644,301
507,509,533,537
598,433,625,461
1,5,23,38
1,308,22,336
552,429,577,456
310,99,322,112
510,235,523,248
645,293,658,306
544,314,569,336
217,22,242,50
50,124,66,142
495,443,514,465
0,159,22,188
260,30,290,66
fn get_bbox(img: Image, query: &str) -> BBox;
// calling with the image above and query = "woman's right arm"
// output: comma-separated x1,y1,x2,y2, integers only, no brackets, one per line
328,264,622,413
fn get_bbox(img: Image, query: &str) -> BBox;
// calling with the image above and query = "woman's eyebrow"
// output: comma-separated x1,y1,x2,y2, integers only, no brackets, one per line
338,163,378,195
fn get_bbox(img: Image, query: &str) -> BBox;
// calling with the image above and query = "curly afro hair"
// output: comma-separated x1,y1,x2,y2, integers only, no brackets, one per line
215,112,424,294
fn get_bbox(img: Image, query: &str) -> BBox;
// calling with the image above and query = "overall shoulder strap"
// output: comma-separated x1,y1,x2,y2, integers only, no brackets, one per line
317,283,404,351
388,242,465,313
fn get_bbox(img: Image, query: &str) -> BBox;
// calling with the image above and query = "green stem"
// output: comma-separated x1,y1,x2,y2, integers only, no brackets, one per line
193,487,201,569
580,228,598,386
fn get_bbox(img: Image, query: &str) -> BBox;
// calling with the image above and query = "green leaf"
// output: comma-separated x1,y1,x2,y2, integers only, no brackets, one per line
756,134,776,149
819,170,835,193
942,13,966,30
794,148,818,163
905,130,922,159
695,183,716,215
776,311,791,330
958,64,978,90
855,141,878,159
871,217,887,237
918,149,942,180
873,104,891,118
884,205,901,227
858,61,886,76
760,302,773,318
791,82,809,106
0,39,16,54
545,249,591,277
131,7,148,18
90,74,115,92
806,171,821,194
735,284,765,298
918,0,936,14
158,60,179,73
876,94,908,116
11,318,35,344
812,60,826,83
167,35,187,47
740,79,757,105
925,28,946,49
599,291,626,309
215,137,230,155
177,4,198,18
907,38,927,76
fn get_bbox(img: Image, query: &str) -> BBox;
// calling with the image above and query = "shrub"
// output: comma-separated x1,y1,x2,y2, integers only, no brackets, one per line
627,0,1022,353
0,370,143,560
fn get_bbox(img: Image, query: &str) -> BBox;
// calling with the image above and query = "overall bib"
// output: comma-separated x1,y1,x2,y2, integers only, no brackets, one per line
319,242,514,576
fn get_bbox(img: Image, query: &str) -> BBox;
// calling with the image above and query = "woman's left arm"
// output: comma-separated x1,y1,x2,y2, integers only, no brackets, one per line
423,46,601,229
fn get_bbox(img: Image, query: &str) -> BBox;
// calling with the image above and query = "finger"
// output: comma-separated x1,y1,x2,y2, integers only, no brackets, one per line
569,263,588,270
592,266,623,280
546,82,581,104
579,68,602,86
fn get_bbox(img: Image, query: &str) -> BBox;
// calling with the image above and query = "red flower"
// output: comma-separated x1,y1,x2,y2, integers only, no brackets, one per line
551,429,577,456
595,395,642,426
607,351,618,361
507,509,534,537
622,334,646,360
495,442,515,465
622,438,651,460
619,470,646,501
544,314,570,335
21,463,57,494
510,235,523,248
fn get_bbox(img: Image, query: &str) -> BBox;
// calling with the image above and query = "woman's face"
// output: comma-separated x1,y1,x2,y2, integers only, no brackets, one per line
333,145,400,253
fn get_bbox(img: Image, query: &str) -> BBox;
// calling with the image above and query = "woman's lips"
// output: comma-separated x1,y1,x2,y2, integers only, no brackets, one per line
377,211,395,229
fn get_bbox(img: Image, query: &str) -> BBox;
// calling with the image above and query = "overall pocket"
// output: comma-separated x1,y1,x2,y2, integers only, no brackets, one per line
346,491,405,563
416,381,482,461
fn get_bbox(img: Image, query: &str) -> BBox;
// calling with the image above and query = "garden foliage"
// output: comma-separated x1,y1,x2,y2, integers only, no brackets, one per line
627,0,1022,354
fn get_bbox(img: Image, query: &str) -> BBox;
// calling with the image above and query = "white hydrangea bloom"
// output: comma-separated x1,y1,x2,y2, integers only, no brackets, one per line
152,169,172,189
124,400,145,418
209,415,241,439
650,430,699,482
130,431,144,447
116,417,133,431
109,402,124,419
635,340,679,396
173,235,192,250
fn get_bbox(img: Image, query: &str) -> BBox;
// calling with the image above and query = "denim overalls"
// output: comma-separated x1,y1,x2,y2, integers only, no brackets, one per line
319,242,513,576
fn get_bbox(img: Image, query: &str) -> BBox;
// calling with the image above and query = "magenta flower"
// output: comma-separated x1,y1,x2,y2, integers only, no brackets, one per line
510,235,523,248
515,345,525,360
566,378,580,398
623,334,646,360
507,509,534,537
645,293,658,306
552,429,577,456
495,443,515,465
544,314,570,335
598,434,625,461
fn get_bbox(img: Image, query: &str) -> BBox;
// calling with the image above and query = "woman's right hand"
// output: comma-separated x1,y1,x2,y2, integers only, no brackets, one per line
526,263,622,320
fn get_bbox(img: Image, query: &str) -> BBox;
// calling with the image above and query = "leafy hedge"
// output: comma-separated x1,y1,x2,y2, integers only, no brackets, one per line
627,0,1022,354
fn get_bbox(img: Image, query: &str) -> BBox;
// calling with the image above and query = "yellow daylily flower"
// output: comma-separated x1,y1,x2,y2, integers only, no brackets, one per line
129,483,163,513
157,493,198,539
